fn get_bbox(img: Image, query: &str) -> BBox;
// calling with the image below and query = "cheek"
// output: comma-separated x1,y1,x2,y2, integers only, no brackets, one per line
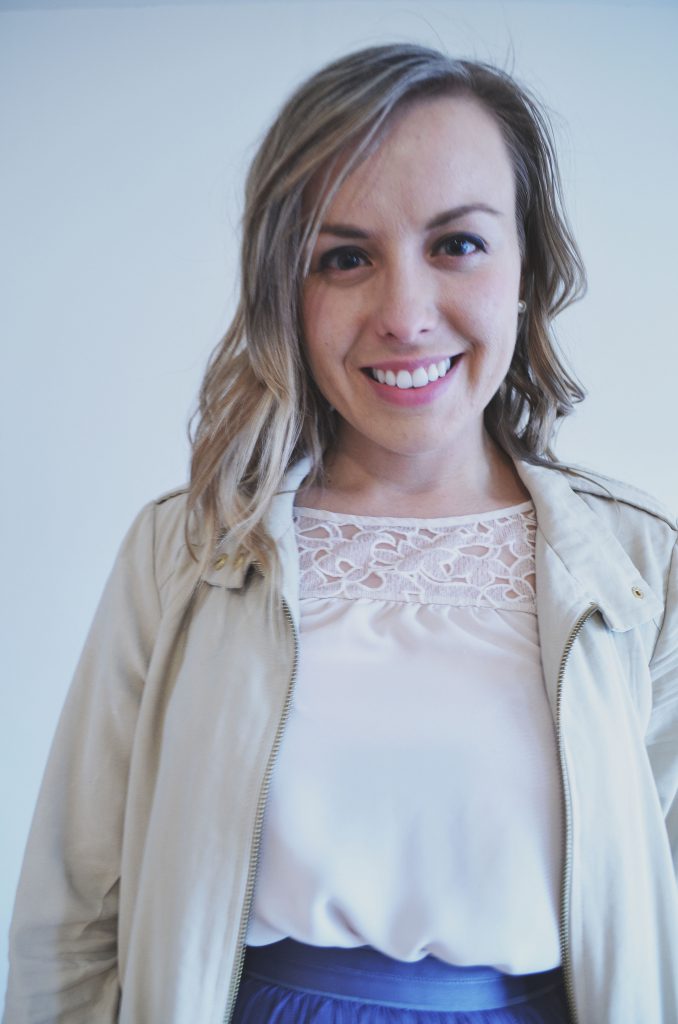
452,265,521,342
301,288,328,386
302,283,362,370
300,289,344,403
302,283,339,353
300,283,322,355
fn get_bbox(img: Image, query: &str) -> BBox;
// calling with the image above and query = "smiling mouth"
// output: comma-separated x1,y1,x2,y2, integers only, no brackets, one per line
367,357,457,390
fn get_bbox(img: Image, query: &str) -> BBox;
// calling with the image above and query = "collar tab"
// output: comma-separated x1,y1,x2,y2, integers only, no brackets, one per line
200,457,313,598
516,461,662,630
202,548,250,590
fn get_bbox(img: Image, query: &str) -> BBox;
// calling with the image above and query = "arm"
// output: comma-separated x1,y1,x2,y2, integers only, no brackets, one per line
646,535,678,882
4,501,161,1024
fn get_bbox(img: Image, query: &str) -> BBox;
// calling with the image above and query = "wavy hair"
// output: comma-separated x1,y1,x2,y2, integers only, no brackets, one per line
187,44,586,581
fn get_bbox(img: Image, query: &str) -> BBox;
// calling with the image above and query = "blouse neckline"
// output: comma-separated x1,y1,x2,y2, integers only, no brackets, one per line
293,500,535,529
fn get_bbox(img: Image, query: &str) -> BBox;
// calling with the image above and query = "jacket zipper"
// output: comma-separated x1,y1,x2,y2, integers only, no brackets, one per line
556,603,596,1024
222,597,299,1024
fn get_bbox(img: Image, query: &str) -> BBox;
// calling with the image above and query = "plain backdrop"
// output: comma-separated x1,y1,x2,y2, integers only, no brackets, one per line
1,0,677,1002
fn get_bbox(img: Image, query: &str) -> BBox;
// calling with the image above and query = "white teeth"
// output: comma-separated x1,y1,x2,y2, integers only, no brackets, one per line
371,357,456,390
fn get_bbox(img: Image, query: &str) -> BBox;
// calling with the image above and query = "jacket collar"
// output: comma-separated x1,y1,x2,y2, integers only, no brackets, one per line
204,456,661,633
267,457,313,622
201,458,312,604
515,460,661,631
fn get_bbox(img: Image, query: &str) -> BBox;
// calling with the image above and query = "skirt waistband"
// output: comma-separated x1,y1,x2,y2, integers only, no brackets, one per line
243,940,564,1012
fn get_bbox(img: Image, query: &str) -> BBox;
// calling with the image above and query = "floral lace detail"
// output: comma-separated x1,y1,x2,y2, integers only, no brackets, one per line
294,505,537,609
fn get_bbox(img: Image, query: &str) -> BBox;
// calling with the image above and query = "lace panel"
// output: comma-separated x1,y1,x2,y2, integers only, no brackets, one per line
294,506,537,609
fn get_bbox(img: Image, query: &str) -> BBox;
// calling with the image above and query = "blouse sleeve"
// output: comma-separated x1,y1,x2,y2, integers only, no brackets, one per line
4,500,161,1024
646,534,678,885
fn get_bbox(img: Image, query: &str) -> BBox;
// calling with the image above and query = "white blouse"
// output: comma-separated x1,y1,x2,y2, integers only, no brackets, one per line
246,503,564,974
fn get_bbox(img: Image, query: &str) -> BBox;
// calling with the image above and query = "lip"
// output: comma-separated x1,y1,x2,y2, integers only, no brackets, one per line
364,355,461,373
363,354,462,407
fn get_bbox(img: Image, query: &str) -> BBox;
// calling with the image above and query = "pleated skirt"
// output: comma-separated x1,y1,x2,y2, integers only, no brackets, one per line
231,939,572,1023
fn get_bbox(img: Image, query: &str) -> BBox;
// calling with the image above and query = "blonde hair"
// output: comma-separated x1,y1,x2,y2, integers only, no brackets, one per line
187,44,586,581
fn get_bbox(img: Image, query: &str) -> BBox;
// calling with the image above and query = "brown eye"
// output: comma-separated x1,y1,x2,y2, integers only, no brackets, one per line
319,247,369,272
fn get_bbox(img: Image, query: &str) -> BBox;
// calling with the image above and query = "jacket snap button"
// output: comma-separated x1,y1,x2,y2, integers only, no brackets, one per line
213,555,227,570
631,585,644,599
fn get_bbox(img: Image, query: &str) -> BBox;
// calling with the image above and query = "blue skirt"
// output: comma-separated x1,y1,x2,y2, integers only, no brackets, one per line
231,939,572,1023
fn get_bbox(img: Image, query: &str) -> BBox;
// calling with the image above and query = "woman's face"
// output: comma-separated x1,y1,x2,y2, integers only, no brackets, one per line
302,94,523,474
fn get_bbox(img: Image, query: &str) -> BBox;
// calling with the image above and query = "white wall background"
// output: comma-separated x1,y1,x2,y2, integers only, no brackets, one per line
1,0,677,1002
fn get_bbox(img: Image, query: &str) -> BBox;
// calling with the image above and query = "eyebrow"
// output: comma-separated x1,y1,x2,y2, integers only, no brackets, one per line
319,203,502,239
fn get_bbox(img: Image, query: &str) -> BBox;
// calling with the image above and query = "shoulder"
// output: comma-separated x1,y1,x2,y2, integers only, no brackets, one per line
564,465,677,531
559,466,678,606
152,486,190,533
150,487,208,588
519,459,677,608
117,487,200,597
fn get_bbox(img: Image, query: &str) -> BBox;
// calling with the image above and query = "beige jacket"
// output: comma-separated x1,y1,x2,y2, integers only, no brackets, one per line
5,460,678,1024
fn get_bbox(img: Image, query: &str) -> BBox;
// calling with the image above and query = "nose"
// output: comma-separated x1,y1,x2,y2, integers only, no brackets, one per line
373,258,439,344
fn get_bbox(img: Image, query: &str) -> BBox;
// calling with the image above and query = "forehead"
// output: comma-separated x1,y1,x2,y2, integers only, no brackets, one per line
320,94,516,227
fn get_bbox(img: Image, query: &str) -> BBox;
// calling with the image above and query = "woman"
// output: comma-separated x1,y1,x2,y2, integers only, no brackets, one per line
5,44,678,1024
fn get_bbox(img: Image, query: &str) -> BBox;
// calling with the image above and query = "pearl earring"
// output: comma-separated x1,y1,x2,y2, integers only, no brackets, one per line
517,299,527,314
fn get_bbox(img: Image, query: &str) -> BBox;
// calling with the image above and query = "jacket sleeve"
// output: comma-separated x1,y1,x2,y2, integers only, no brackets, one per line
4,501,162,1024
646,534,678,884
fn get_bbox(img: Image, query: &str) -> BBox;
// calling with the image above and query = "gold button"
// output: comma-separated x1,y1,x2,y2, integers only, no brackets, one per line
213,555,227,570
234,552,247,570
631,585,644,599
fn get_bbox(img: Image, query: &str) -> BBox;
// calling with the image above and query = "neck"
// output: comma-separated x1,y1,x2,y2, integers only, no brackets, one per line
298,431,529,518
